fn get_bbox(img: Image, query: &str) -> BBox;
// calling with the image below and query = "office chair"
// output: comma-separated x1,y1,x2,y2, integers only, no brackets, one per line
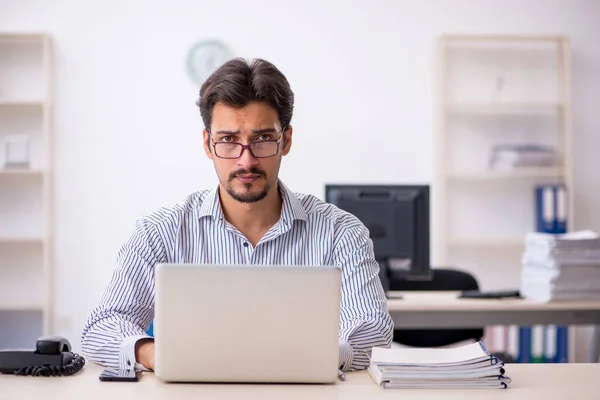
389,268,515,363
147,322,154,337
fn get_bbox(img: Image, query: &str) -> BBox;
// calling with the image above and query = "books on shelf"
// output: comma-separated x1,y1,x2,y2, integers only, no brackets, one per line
485,325,569,363
368,342,511,389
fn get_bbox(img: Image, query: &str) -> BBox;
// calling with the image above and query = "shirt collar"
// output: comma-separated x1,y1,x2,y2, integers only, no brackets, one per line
197,180,308,223
278,180,308,223
197,186,225,222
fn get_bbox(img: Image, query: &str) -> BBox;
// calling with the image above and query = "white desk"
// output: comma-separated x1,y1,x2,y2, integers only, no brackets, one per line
387,291,600,362
1,363,599,399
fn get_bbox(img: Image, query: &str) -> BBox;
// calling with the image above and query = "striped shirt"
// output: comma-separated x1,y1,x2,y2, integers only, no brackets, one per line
81,181,394,372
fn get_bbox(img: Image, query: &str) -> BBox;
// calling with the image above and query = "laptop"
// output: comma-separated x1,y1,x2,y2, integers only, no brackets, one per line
153,264,342,383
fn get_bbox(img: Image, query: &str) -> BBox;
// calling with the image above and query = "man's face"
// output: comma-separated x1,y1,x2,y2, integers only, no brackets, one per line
203,101,292,203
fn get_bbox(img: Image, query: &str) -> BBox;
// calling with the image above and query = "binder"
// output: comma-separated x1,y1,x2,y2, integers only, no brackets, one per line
555,185,567,233
535,184,568,234
545,325,557,363
487,326,505,355
555,326,569,363
517,327,531,363
536,185,554,233
531,325,545,363
507,325,519,361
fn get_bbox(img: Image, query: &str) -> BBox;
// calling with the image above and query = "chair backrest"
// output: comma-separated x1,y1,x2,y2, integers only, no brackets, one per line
390,268,480,291
390,268,484,347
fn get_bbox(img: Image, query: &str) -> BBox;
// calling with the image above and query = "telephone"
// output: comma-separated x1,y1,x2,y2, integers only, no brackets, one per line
0,336,85,377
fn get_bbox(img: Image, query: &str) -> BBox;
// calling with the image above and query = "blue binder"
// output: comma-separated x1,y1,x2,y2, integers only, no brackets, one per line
555,326,569,363
517,327,531,363
535,184,567,234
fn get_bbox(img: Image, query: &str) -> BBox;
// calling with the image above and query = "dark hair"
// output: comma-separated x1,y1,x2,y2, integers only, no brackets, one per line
197,58,294,133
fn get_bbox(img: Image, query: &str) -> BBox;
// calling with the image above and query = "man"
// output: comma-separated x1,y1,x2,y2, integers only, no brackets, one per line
81,58,394,372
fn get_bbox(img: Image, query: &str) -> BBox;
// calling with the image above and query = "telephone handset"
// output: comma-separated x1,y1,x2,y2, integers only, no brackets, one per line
0,336,85,376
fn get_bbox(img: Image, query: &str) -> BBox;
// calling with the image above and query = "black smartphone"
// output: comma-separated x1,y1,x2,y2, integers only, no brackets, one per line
99,368,142,382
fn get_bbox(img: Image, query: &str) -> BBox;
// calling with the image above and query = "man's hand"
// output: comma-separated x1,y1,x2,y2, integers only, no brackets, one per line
135,339,155,370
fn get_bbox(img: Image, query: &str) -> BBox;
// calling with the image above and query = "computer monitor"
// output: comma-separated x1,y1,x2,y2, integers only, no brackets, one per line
325,184,432,289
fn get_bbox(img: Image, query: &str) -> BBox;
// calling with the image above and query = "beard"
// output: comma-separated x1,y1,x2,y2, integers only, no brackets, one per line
225,166,274,203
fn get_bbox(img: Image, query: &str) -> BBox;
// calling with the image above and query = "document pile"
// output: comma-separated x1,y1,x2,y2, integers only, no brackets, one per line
520,230,600,301
489,144,560,171
368,342,511,389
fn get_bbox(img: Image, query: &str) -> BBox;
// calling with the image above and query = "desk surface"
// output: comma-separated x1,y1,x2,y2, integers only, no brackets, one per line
386,291,600,329
386,291,600,311
2,363,600,400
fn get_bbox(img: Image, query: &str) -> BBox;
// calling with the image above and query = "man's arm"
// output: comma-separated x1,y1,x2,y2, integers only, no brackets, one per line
334,221,394,372
81,218,165,370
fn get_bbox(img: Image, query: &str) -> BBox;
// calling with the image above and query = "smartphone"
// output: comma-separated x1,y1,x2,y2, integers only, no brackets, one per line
99,368,143,382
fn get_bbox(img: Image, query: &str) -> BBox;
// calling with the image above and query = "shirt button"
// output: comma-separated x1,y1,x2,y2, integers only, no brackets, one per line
243,242,249,247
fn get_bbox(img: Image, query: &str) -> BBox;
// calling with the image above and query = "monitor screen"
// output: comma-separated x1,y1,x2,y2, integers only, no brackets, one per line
325,185,431,282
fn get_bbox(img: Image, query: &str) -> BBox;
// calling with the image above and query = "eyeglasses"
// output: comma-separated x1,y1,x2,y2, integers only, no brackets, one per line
209,132,284,159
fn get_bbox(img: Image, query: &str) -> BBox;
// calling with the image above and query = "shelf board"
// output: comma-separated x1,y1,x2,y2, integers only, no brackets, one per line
0,99,45,107
449,239,525,248
446,168,564,181
442,34,565,43
446,102,562,115
0,237,45,244
0,303,45,312
0,169,45,176
0,33,47,42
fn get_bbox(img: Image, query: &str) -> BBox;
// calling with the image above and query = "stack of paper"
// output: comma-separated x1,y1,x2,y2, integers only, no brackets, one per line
489,144,560,171
520,230,600,301
368,342,511,389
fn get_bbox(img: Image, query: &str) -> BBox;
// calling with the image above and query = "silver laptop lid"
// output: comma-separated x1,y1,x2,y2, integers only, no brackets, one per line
154,264,342,383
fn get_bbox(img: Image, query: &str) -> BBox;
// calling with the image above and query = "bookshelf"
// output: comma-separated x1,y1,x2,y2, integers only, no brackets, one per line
433,35,574,361
445,167,565,182
434,34,573,277
447,238,525,249
446,102,562,115
0,33,53,349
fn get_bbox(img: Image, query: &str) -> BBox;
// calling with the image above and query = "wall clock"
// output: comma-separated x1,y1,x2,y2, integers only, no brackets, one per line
186,40,233,86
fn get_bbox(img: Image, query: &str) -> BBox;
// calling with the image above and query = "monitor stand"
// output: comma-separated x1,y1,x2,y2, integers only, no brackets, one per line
386,291,403,299
378,261,403,299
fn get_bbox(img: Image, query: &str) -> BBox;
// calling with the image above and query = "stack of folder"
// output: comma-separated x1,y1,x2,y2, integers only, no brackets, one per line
368,342,511,389
520,230,600,301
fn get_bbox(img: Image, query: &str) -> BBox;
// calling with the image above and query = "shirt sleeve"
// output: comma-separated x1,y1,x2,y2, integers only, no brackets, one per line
333,219,394,372
80,218,165,370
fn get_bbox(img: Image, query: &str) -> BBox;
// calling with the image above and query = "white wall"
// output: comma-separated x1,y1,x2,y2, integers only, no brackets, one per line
1,0,599,358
